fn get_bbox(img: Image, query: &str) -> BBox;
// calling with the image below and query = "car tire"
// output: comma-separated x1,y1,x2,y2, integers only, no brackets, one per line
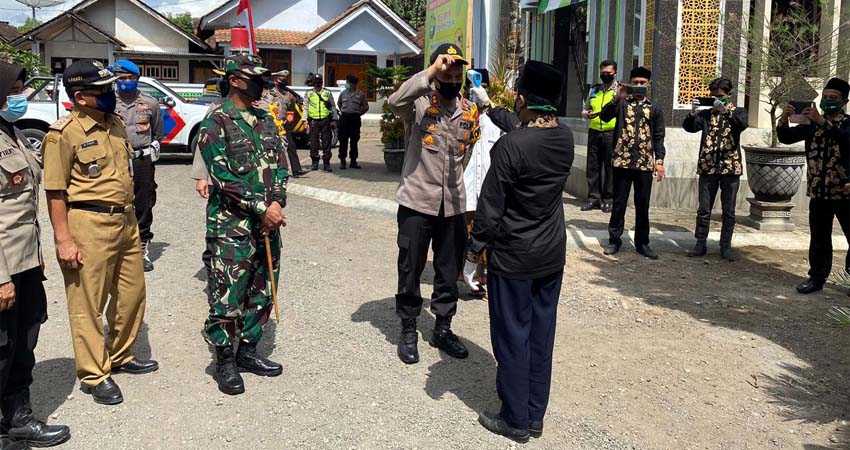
21,128,46,152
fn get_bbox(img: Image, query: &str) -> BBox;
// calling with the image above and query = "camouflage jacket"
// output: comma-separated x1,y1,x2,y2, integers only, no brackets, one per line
200,99,289,237
778,113,850,200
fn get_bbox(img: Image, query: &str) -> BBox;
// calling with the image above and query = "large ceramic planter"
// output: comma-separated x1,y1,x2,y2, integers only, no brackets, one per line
742,145,806,231
384,148,405,173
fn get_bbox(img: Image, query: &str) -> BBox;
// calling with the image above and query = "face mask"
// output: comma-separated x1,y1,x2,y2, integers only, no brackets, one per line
0,94,27,122
436,80,462,99
821,98,844,114
600,73,615,84
239,76,264,101
345,83,351,90
629,85,648,97
275,81,286,89
116,79,138,94
716,96,729,104
95,91,116,113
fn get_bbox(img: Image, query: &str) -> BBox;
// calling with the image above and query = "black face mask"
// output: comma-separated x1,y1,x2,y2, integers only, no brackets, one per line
239,76,264,101
436,80,462,99
275,81,287,89
600,73,615,84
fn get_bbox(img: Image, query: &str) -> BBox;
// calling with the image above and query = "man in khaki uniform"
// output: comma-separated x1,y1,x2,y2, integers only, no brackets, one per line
388,43,480,364
43,60,158,406
270,69,306,177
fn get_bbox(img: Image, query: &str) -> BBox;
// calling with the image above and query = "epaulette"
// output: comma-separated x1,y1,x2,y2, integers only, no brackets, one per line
49,115,72,131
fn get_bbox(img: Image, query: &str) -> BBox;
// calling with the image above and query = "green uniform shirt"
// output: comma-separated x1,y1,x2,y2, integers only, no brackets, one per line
199,99,289,238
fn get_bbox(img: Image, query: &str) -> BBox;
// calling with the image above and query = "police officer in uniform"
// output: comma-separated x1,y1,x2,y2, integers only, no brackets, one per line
778,77,850,295
582,60,618,212
388,43,480,364
271,69,306,177
112,59,163,272
0,61,70,449
199,55,288,395
43,60,158,406
337,74,369,170
304,74,338,172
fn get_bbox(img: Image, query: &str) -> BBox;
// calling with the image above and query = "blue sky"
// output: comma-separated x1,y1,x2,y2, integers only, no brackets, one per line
0,0,225,26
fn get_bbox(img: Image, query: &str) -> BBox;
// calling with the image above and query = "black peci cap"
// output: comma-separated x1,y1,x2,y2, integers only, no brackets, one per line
517,60,564,110
63,59,117,90
825,77,850,99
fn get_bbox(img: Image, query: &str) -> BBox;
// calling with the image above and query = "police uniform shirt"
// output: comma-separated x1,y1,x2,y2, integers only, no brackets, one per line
42,110,135,206
388,70,481,217
114,92,163,150
0,127,43,283
339,89,368,115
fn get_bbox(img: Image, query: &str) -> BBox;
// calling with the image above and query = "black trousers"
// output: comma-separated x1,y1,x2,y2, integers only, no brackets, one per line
285,132,302,174
0,268,47,417
132,155,156,242
586,130,614,203
488,271,562,429
694,174,740,245
309,118,333,163
807,198,850,283
396,205,467,320
338,113,361,162
609,167,653,247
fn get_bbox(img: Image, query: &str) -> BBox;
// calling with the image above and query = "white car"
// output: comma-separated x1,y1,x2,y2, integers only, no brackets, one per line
18,75,210,153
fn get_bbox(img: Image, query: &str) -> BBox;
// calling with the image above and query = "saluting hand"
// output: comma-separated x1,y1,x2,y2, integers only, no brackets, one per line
56,239,83,270
427,54,458,80
0,281,14,312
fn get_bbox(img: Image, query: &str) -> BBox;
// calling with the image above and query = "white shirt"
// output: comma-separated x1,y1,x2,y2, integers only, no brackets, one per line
464,113,504,212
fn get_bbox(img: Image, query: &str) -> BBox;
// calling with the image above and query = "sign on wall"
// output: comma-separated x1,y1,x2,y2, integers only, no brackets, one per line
425,0,472,64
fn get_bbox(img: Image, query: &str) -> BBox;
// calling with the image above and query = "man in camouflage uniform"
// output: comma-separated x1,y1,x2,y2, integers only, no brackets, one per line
199,55,289,395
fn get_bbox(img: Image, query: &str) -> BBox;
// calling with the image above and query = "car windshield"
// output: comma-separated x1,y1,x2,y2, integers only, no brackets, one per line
24,78,56,102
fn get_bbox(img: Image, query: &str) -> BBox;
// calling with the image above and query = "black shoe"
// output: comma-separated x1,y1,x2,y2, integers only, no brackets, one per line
112,358,159,375
215,346,245,395
720,245,737,261
311,161,319,171
349,161,362,169
580,201,600,211
637,244,658,260
478,412,530,443
430,325,469,359
397,319,419,364
339,160,347,170
601,202,613,213
687,241,707,257
141,240,154,272
0,437,30,450
8,420,70,448
236,342,282,377
529,420,543,438
603,243,621,255
796,279,824,294
291,170,308,178
323,163,333,172
80,377,123,405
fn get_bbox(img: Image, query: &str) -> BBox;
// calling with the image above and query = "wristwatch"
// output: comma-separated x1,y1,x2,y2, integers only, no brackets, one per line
655,159,664,166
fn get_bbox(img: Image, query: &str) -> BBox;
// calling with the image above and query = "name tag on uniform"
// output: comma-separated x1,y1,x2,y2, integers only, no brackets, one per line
81,140,98,149
0,148,15,159
269,163,278,169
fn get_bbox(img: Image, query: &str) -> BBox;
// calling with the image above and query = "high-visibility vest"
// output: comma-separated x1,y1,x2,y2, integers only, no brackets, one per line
588,84,617,131
306,89,332,120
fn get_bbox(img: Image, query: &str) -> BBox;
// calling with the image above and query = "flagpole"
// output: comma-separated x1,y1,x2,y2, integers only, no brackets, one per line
245,1,257,54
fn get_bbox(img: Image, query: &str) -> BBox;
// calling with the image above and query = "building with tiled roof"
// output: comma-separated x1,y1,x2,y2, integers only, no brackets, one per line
0,22,21,43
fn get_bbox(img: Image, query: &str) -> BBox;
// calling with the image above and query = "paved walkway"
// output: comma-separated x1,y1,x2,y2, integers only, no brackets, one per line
290,140,847,251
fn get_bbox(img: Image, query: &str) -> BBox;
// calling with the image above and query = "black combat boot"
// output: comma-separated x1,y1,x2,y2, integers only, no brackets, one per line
236,342,282,377
2,391,70,447
349,160,361,169
688,240,707,257
311,159,319,171
323,162,333,172
430,317,468,359
215,346,245,395
141,240,154,272
720,244,737,261
397,319,419,364
339,159,347,170
0,437,29,450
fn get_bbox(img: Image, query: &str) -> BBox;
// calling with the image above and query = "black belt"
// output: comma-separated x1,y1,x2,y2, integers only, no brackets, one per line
69,202,128,214
340,112,360,117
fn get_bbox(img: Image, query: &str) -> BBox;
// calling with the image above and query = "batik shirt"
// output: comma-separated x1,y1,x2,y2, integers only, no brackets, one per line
683,103,749,176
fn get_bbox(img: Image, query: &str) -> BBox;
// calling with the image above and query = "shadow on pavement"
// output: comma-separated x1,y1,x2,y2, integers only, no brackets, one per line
30,357,76,419
350,297,500,416
147,241,170,263
584,245,850,437
129,321,153,361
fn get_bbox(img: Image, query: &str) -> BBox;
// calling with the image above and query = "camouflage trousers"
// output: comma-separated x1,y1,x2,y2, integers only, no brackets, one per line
204,233,280,347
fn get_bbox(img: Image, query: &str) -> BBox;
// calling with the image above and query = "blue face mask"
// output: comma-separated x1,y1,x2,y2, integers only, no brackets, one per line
95,91,117,114
116,79,138,94
0,94,27,122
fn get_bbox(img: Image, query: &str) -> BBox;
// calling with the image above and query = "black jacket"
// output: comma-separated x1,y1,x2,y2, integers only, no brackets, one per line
600,97,666,171
470,117,575,279
778,114,850,200
682,106,749,175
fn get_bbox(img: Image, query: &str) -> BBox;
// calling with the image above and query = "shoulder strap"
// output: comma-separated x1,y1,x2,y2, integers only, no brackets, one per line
49,115,73,131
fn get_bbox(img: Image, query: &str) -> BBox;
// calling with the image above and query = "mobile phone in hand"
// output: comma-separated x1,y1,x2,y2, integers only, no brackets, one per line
789,100,814,124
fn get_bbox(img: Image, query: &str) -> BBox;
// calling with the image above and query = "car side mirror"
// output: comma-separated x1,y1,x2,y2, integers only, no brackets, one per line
164,98,176,108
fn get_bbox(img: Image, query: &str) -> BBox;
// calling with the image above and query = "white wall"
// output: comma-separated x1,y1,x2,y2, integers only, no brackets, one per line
81,0,116,35
316,11,410,54
112,0,189,52
290,47,316,84
44,37,110,60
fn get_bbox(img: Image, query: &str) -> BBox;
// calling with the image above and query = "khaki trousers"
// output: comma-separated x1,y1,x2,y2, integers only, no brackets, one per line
61,208,147,387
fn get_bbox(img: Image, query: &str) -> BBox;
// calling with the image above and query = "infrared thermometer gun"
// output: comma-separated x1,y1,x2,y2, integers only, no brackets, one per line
467,70,482,88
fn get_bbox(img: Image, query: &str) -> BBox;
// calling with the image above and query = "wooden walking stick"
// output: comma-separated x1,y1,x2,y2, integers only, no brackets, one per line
264,234,280,323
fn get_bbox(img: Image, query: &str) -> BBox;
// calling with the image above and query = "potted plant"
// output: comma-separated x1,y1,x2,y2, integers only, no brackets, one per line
367,63,410,173
727,4,848,230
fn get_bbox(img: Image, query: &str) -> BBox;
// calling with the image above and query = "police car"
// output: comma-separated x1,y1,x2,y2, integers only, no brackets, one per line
18,75,209,153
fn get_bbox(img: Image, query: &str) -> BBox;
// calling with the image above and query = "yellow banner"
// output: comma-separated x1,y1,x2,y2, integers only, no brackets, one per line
424,0,471,64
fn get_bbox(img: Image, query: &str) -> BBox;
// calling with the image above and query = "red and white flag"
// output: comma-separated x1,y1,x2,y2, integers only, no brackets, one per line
237,0,257,54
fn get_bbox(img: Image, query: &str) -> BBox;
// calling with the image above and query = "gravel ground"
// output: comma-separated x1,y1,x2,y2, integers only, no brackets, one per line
26,162,850,449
